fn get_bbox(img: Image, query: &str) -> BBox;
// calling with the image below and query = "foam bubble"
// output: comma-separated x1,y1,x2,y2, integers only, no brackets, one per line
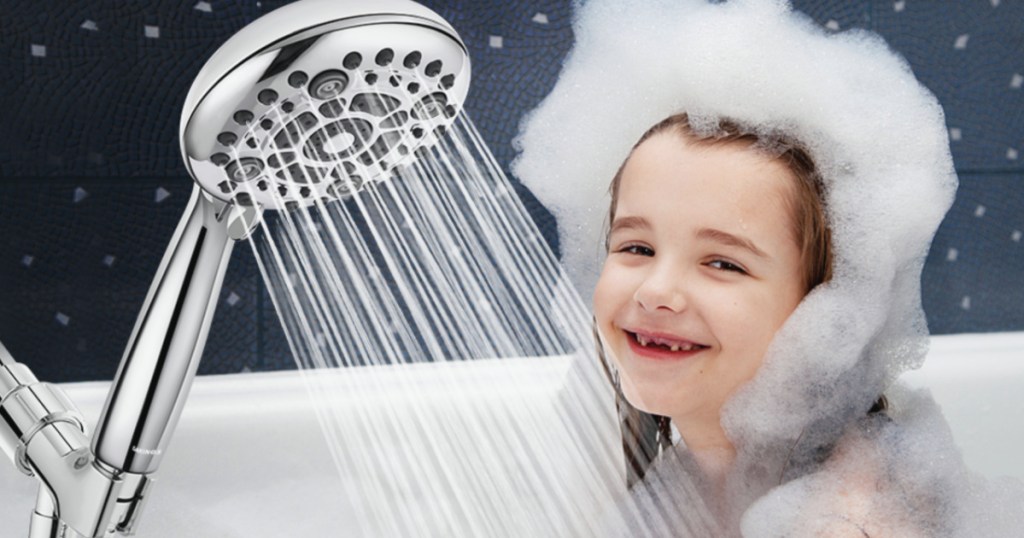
741,386,1024,537
511,0,1020,533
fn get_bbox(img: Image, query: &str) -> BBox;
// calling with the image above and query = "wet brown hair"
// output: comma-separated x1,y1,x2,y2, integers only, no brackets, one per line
600,114,835,485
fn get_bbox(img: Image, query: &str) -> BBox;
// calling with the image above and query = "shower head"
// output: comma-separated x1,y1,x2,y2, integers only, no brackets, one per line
87,0,470,501
181,0,471,211
0,4,469,535
4,4,474,533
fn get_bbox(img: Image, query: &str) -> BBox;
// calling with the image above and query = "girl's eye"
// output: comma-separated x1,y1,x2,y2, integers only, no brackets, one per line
618,244,654,257
707,259,747,274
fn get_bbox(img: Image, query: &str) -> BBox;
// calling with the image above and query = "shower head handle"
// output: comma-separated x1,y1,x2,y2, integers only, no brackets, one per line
91,187,236,474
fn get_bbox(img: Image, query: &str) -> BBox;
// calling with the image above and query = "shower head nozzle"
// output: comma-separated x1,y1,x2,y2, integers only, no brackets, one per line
180,0,471,211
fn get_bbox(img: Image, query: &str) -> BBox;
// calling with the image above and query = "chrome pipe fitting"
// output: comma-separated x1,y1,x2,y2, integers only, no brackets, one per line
0,358,125,537
0,364,89,477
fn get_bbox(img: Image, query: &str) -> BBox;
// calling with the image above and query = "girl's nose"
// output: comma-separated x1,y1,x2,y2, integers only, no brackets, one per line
633,264,687,313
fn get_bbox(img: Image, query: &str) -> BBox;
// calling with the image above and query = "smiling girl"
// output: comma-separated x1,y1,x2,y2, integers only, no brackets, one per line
595,114,821,488
515,0,1024,535
592,114,901,534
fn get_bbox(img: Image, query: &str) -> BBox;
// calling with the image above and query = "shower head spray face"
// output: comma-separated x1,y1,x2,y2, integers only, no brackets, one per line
181,0,471,210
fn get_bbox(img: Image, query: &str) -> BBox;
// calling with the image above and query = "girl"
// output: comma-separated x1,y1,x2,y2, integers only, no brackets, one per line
515,0,1023,535
596,113,903,535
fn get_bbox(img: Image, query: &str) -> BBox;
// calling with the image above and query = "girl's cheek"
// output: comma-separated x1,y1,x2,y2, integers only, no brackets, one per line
612,265,645,291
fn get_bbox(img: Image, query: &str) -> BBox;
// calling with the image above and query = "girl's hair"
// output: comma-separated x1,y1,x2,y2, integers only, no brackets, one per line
600,114,837,485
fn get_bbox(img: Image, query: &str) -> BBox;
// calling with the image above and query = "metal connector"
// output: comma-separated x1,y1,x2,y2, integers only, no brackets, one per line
0,359,130,537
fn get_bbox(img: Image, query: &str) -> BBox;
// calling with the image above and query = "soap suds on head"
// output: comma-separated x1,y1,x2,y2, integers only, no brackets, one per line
515,0,955,444
512,0,1021,534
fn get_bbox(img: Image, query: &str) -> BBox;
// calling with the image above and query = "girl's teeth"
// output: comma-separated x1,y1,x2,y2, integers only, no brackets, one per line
634,332,700,351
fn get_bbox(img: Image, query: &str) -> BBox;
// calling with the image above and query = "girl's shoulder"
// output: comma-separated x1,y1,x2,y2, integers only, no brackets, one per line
741,386,964,537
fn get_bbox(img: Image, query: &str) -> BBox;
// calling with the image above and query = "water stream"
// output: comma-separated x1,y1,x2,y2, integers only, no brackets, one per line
235,85,711,535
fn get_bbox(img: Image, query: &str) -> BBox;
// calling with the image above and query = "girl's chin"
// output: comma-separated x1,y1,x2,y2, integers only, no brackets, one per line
619,379,675,417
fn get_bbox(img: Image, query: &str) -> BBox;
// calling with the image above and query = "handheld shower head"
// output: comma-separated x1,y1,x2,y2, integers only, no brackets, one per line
181,0,471,211
3,2,472,536
92,0,471,497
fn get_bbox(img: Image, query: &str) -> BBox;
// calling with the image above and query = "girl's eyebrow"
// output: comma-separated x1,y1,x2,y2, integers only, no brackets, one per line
696,227,768,259
609,215,650,234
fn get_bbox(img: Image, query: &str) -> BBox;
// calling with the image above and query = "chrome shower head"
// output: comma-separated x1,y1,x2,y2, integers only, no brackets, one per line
181,0,471,210
0,5,469,536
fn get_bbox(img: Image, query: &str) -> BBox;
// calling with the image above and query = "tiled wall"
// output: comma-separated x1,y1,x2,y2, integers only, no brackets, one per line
0,0,1021,382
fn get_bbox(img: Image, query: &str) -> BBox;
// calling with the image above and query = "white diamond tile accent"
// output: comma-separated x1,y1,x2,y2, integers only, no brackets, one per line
145,25,160,39
489,35,503,49
194,2,212,12
155,187,171,203
532,13,549,24
954,34,969,49
81,20,98,31
1011,73,1023,89
56,312,71,326
946,248,958,262
974,205,986,217
949,127,962,141
31,44,46,57
21,255,34,267
894,1,905,12
74,187,89,203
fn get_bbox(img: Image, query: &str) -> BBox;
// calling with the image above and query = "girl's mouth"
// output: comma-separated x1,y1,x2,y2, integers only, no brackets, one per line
625,330,709,359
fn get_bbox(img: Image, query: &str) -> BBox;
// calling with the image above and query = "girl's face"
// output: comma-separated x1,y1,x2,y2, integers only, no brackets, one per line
594,132,806,425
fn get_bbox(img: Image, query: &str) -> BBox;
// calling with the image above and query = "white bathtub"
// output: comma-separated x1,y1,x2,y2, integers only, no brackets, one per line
1,332,1021,536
